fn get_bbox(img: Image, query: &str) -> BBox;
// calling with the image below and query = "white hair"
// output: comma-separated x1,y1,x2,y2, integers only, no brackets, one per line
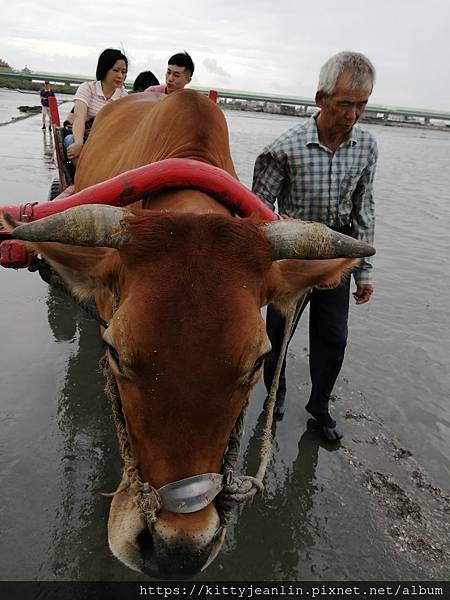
318,51,375,96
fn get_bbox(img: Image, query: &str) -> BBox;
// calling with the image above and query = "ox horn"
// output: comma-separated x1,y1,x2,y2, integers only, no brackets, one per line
8,205,130,248
263,220,375,260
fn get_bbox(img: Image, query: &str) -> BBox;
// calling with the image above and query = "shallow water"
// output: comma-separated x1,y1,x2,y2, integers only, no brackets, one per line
227,110,450,489
0,90,449,581
0,87,73,126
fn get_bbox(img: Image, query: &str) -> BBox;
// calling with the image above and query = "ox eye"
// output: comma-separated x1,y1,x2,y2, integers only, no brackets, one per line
241,351,271,388
107,344,120,362
105,343,121,369
252,352,270,374
102,329,131,378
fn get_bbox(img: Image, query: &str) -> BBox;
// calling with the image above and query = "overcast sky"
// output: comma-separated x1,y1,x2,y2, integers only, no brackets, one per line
1,0,449,111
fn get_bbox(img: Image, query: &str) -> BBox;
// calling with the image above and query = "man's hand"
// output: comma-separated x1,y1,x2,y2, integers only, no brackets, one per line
66,141,83,160
353,283,373,305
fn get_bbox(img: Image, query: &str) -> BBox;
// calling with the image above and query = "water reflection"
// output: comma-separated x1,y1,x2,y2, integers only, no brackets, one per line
46,285,78,342
44,286,125,580
211,405,340,580
41,130,54,170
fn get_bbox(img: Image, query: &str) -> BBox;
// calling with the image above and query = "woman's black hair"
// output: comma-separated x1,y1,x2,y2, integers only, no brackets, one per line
133,71,160,92
96,48,128,81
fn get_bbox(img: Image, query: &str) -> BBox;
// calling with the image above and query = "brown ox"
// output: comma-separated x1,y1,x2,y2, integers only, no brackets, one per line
4,90,374,578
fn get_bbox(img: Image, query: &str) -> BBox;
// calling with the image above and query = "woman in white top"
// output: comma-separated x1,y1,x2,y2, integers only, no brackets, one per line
65,48,128,165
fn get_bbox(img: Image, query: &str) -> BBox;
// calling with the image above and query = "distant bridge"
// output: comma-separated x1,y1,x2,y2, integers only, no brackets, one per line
1,68,449,125
201,87,450,124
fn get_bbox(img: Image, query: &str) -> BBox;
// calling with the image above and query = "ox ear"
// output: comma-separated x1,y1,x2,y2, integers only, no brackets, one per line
43,246,120,306
4,205,129,305
24,244,120,309
263,258,359,309
1,209,119,303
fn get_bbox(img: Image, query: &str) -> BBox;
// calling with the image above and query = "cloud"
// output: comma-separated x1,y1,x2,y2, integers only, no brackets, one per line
0,0,449,109
202,58,231,79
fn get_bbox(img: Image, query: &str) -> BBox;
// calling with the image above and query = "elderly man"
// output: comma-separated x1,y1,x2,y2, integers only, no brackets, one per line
252,51,377,442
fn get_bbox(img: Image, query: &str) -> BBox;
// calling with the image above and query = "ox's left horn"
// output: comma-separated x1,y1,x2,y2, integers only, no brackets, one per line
263,220,375,260
8,205,129,248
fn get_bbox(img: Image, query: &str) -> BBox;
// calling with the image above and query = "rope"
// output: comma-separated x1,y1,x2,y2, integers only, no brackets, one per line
219,406,253,523
99,355,161,524
222,405,248,475
255,294,306,482
217,295,305,520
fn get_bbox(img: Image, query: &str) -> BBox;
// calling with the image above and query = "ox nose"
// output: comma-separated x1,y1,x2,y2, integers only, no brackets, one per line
138,511,224,579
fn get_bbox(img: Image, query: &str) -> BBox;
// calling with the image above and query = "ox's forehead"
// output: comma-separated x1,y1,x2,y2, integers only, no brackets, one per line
105,213,273,375
120,212,272,277
109,266,269,379
115,269,267,349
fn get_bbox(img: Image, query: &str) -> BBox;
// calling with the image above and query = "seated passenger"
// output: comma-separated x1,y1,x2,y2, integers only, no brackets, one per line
65,48,128,166
145,51,194,95
133,71,159,93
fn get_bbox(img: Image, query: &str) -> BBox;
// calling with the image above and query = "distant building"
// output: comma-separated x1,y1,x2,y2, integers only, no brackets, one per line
280,104,296,115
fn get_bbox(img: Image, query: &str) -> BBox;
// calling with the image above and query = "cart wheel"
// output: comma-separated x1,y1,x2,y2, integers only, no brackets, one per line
48,177,62,201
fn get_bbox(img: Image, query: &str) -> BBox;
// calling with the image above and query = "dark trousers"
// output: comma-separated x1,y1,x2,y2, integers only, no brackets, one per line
264,275,350,417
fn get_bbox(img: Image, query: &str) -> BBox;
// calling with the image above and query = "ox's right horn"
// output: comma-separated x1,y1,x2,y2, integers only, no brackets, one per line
7,205,130,248
263,220,375,260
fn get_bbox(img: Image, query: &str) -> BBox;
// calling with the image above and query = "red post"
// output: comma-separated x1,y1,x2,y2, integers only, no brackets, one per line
208,90,218,103
48,95,60,126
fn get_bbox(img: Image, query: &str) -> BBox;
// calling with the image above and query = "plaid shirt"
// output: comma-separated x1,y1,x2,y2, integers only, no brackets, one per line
252,113,378,284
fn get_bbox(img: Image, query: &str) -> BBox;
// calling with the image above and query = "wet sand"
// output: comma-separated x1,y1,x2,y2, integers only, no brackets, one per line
0,109,449,581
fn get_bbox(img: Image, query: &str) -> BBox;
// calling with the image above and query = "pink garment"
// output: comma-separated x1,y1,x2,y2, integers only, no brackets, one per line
144,84,167,94
74,81,127,120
